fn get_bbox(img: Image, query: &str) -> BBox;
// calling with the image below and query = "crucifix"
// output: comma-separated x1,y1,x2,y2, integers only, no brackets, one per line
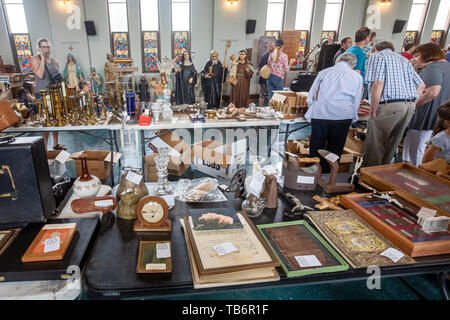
313,195,342,211
68,44,74,52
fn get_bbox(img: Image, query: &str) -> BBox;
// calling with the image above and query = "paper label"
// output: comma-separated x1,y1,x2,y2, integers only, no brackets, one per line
161,195,175,208
325,153,340,163
55,150,71,163
156,243,171,259
94,199,114,208
126,171,143,185
381,248,404,263
297,176,315,184
145,263,167,270
295,255,322,268
417,207,437,217
213,242,238,256
44,237,60,253
248,172,266,197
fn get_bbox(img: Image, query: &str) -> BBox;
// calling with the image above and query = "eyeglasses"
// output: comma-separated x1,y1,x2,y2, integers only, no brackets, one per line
40,46,51,49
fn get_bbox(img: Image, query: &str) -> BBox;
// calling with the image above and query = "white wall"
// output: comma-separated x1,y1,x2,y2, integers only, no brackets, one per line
0,4,14,65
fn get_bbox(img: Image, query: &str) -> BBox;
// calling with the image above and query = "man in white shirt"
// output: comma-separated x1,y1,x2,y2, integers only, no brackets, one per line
306,52,363,172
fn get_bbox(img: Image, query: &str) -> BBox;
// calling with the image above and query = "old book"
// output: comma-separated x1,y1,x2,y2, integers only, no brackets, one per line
305,210,415,269
180,219,279,289
341,193,450,257
21,223,77,263
257,221,349,277
183,212,279,276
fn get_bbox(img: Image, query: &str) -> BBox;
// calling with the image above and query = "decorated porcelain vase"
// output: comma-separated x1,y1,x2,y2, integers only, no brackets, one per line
73,153,101,198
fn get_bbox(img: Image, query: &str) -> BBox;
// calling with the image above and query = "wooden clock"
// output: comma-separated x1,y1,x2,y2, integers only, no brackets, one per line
133,196,172,233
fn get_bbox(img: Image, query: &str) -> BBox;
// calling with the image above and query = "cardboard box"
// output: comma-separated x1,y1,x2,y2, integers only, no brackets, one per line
191,139,246,180
70,150,121,180
344,129,365,157
47,150,71,177
145,153,190,182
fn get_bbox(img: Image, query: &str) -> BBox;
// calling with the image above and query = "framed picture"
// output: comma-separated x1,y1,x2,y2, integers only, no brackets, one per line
190,208,243,232
341,193,450,257
183,213,279,276
21,223,77,263
360,163,450,217
257,221,349,277
136,241,172,274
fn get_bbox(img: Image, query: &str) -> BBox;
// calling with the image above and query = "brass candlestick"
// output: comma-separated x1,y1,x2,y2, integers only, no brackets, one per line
49,90,58,126
40,90,52,127
51,89,65,127
85,93,97,126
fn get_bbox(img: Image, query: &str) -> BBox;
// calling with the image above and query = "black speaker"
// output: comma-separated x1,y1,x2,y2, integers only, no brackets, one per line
85,21,97,36
393,20,407,34
246,20,256,34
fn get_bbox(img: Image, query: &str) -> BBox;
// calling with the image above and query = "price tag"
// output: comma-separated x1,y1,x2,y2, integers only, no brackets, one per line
297,176,315,184
213,242,238,256
295,255,322,268
381,248,404,263
146,263,167,270
44,237,60,253
156,243,171,259
55,150,71,163
126,171,143,185
417,207,437,217
325,153,340,163
94,199,114,208
248,172,266,197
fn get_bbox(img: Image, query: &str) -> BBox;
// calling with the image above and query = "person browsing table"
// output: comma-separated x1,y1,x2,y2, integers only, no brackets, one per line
267,39,296,100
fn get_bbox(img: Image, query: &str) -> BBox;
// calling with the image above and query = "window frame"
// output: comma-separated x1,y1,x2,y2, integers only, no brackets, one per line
265,0,286,37
139,0,161,73
293,0,315,70
106,0,131,60
406,0,430,45
321,0,344,40
431,0,450,48
170,0,191,60
1,0,32,73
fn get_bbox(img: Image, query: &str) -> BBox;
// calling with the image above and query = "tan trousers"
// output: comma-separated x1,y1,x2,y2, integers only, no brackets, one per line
363,101,415,167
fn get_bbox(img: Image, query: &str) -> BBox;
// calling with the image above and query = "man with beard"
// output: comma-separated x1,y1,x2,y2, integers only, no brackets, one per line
201,50,228,109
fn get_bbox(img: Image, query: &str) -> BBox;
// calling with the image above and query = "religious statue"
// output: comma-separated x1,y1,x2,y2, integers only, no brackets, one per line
104,53,117,108
139,76,149,103
89,67,103,95
201,49,228,109
149,77,158,102
63,53,84,91
156,73,172,101
175,51,197,105
229,50,253,109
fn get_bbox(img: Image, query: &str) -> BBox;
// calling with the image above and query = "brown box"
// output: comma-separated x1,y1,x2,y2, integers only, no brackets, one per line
344,129,365,157
69,150,121,180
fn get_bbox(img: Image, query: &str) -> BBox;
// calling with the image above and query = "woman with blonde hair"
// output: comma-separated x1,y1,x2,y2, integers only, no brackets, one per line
267,39,296,100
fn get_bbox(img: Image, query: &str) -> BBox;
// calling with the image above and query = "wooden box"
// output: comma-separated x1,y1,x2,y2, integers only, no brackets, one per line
341,193,450,257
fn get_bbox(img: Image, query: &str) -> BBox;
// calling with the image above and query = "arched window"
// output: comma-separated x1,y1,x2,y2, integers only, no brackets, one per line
107,0,130,60
431,0,450,47
171,0,191,63
1,0,32,73
140,0,160,72
265,0,286,40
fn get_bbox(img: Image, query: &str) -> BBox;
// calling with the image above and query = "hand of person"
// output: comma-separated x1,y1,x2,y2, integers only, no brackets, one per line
223,62,227,69
205,74,212,79
39,51,45,61
189,77,194,84
289,58,296,66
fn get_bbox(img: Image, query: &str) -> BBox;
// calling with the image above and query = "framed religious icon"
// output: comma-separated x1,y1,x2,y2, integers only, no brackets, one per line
136,241,172,274
305,210,415,269
183,212,279,277
341,193,450,257
21,223,77,263
257,221,349,278
360,163,450,217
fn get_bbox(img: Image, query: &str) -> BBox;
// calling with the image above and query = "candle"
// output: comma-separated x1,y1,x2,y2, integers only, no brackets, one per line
61,82,67,97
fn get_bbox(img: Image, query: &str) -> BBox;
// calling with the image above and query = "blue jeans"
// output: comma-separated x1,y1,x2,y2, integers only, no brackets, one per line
267,74,284,101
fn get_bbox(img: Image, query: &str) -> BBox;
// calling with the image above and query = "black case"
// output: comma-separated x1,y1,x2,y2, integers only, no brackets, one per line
0,137,56,225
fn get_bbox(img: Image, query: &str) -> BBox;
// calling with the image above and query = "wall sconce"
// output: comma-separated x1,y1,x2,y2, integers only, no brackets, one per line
227,0,238,6
58,0,71,6
378,0,392,7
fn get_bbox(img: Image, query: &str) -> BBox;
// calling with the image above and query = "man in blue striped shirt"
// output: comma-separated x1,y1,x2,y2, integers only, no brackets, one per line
363,41,425,167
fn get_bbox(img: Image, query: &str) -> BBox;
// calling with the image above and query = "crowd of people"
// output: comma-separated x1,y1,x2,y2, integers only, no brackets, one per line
275,26,450,170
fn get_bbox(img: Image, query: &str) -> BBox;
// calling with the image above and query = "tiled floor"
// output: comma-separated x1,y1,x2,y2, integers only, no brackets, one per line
25,123,447,300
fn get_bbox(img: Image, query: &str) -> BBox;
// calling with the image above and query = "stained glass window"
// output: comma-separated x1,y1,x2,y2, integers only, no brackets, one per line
112,32,130,59
403,31,417,50
321,31,337,43
431,0,450,48
172,31,190,63
430,30,444,46
295,31,308,69
143,31,159,72
13,34,32,73
171,0,190,62
265,31,281,39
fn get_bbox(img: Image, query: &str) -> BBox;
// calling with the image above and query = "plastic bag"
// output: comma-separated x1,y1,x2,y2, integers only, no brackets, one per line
175,178,227,203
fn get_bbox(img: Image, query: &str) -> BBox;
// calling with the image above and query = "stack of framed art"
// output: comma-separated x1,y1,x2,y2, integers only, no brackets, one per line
180,208,280,289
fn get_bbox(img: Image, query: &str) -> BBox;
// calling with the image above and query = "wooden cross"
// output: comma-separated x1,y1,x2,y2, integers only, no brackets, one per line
68,45,74,52
313,195,342,211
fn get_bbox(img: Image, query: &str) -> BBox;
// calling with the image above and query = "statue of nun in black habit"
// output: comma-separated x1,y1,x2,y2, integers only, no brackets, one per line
201,49,228,109
175,51,197,105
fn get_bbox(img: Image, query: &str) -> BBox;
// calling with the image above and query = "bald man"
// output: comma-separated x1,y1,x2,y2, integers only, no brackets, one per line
201,49,228,109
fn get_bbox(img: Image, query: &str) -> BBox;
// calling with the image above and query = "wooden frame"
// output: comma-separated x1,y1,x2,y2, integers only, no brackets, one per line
183,213,279,276
136,241,172,274
21,223,77,263
341,193,450,257
360,163,450,218
257,220,349,277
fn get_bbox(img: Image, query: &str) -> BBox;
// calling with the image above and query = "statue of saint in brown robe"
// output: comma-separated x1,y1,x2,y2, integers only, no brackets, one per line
230,50,253,109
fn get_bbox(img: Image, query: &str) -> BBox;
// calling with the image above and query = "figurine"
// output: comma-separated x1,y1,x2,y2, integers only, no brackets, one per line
89,67,103,95
229,50,253,108
139,76,149,103
148,77,158,102
156,73,172,101
63,53,84,91
175,51,197,105
104,53,117,107
201,49,228,109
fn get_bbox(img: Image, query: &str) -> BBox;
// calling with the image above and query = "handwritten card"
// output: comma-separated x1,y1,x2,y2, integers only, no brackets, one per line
295,255,322,268
44,237,60,253
381,248,404,263
156,243,171,259
213,242,238,256
126,171,143,185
